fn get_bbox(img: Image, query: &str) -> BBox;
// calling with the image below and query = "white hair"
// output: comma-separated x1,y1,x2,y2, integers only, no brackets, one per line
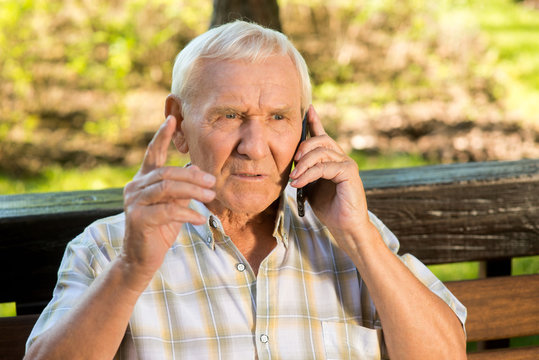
171,20,311,115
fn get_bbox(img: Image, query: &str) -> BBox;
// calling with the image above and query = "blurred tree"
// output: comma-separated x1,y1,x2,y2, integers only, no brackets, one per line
210,0,281,31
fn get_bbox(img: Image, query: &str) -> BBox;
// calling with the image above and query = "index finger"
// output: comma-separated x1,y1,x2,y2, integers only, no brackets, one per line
307,105,327,137
139,115,177,175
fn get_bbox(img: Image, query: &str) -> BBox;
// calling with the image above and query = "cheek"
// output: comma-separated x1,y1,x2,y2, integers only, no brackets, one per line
273,136,299,171
195,133,233,172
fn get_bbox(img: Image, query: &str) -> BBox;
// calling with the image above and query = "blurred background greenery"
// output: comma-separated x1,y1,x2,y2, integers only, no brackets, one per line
0,0,538,317
1,0,538,194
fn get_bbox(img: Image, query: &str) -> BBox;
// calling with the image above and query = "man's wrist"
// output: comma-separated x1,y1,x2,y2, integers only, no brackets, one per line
113,255,154,297
330,220,385,266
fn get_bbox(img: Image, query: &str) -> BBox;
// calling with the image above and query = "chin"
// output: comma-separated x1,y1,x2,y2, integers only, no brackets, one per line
223,188,281,215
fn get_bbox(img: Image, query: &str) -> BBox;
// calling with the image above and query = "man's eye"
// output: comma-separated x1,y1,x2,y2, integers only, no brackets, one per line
273,114,284,120
225,113,237,119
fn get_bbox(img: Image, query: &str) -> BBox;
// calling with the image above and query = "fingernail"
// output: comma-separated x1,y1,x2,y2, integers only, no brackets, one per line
290,179,298,186
203,173,216,185
290,168,297,177
295,152,302,161
204,189,215,198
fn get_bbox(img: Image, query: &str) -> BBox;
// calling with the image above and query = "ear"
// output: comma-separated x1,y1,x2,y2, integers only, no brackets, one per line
165,94,189,153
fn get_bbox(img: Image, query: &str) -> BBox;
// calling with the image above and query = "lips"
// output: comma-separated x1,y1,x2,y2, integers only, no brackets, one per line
231,171,268,180
235,173,264,177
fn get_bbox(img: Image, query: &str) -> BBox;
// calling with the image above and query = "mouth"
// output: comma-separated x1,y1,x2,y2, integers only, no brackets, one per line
237,173,262,177
233,173,267,179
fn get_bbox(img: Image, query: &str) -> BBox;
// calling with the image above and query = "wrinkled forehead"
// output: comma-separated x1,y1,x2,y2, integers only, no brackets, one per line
183,56,303,113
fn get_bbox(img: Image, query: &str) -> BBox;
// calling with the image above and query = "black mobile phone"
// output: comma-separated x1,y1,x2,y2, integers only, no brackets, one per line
296,111,308,217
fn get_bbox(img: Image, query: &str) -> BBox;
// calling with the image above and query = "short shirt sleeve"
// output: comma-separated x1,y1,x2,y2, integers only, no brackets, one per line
25,214,125,352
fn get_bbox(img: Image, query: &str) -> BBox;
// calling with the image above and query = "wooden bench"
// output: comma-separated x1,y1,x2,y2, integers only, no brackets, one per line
1,159,537,359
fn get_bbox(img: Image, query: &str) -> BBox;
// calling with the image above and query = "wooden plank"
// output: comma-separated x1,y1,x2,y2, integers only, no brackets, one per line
0,188,123,221
360,158,539,189
0,314,38,360
367,175,539,264
467,346,539,360
446,275,539,342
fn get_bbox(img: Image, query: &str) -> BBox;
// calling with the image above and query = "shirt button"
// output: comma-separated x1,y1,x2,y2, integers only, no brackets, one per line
210,217,218,228
260,334,269,343
206,235,212,244
236,263,246,272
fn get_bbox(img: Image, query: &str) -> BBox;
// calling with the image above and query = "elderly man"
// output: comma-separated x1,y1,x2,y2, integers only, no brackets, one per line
26,21,466,359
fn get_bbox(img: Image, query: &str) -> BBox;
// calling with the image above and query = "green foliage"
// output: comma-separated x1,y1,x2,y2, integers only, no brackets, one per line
277,0,516,155
1,0,537,186
513,255,539,275
0,151,188,194
350,150,433,170
0,165,138,194
0,0,211,143
0,302,16,317
427,262,480,282
283,0,498,104
462,0,539,123
426,256,539,283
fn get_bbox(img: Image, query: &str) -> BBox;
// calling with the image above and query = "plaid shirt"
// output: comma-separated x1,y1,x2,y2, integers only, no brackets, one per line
27,185,466,359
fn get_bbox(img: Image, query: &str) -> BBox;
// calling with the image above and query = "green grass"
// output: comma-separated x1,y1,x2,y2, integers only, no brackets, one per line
511,335,539,348
349,150,434,170
428,262,480,282
513,255,539,275
426,256,539,283
0,302,16,317
0,152,189,195
0,165,138,195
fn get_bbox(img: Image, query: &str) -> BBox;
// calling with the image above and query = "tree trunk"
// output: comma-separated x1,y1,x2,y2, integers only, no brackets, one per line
210,0,281,32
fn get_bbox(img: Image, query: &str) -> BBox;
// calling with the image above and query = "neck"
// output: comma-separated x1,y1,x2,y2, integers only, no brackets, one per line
208,199,279,235
207,198,281,276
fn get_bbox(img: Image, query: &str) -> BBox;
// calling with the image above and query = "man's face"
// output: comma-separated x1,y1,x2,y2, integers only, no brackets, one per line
178,55,303,215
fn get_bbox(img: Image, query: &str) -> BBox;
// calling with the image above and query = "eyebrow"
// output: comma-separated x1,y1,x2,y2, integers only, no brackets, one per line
269,106,296,115
206,105,297,117
207,105,243,114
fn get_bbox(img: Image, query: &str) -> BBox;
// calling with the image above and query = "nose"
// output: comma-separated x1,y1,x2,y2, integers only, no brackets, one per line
236,119,270,160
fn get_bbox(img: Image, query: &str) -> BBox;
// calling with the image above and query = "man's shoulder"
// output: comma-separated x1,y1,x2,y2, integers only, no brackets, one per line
85,212,126,239
69,212,126,255
87,212,125,230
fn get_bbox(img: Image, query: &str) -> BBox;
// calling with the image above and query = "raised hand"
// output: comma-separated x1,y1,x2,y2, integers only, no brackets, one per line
121,115,216,284
289,106,370,240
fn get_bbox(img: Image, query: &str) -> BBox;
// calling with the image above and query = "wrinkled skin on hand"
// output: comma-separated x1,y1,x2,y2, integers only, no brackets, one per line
121,115,216,281
290,106,370,250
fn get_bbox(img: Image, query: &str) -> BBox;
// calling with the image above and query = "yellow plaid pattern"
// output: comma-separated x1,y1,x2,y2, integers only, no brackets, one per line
27,185,466,359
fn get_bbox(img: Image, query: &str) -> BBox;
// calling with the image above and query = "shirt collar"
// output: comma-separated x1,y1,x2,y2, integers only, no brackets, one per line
188,200,217,250
187,184,296,250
